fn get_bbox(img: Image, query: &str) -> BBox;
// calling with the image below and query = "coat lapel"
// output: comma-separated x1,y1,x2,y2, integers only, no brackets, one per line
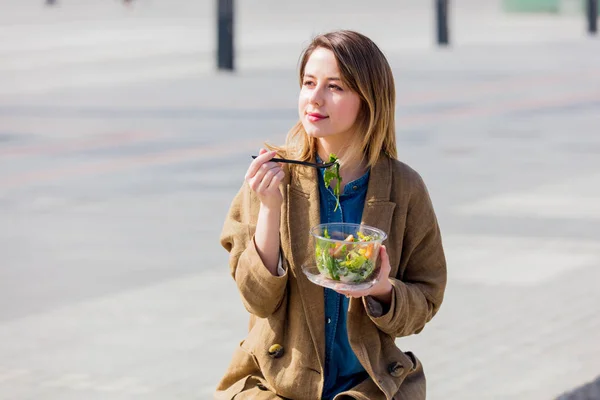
349,156,397,392
284,163,326,369
361,157,396,238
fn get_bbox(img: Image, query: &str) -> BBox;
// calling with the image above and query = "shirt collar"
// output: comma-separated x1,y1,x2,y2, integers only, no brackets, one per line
316,154,370,195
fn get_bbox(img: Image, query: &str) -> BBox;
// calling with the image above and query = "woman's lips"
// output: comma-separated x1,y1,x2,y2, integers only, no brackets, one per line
307,113,328,122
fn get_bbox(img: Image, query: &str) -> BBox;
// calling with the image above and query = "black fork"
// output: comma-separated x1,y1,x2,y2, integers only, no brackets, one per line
251,156,337,168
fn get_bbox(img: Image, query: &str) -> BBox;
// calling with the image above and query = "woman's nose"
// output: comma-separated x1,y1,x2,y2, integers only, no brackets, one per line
308,86,324,106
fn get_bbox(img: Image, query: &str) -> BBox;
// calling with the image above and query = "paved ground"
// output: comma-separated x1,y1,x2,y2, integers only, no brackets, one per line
0,1,599,399
0,0,593,96
557,376,600,399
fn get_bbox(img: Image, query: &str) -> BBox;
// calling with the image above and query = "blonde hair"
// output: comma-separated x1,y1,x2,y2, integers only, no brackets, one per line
268,30,397,168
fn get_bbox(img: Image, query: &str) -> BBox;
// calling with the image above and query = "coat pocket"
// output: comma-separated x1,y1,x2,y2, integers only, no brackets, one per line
214,344,262,400
231,376,284,400
403,351,419,372
238,316,321,399
373,336,424,396
391,351,426,400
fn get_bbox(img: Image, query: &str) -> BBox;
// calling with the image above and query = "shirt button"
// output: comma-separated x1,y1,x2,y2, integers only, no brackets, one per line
327,318,331,324
352,185,358,191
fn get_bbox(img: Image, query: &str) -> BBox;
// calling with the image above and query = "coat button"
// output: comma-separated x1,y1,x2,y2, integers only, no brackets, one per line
268,344,284,359
387,361,404,377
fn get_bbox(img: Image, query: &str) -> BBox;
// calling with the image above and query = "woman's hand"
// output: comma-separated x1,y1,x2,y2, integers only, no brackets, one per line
335,245,393,304
245,148,285,210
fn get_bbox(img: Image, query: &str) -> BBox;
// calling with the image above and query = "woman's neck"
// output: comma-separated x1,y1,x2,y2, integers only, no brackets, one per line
317,139,367,193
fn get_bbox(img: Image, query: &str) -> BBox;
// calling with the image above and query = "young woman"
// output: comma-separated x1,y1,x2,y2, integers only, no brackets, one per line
216,30,447,400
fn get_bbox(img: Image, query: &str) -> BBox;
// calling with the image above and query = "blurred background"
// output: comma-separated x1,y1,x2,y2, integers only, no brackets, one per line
1,0,599,399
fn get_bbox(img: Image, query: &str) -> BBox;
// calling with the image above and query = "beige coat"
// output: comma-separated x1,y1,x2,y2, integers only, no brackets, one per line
215,156,447,400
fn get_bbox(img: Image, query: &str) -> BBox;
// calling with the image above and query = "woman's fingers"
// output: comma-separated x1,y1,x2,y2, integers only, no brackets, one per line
378,245,391,276
245,149,276,181
250,162,281,192
256,166,279,193
333,246,392,299
267,169,286,191
244,148,285,209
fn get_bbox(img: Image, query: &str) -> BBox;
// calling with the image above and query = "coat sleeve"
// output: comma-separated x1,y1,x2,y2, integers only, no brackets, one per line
220,182,288,318
364,173,447,337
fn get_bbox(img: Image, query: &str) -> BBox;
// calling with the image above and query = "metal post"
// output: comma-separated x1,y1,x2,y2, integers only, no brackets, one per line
217,0,234,70
587,0,598,35
436,0,449,46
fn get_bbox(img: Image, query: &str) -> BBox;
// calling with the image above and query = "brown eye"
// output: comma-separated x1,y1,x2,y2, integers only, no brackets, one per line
303,80,315,87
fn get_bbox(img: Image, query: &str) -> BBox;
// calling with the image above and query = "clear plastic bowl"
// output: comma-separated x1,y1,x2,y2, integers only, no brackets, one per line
302,223,387,291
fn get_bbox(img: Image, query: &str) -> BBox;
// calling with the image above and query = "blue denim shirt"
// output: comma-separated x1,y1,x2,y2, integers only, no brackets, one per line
317,158,371,400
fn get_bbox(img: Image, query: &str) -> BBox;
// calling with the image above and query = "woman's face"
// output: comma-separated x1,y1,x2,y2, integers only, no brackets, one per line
298,48,362,141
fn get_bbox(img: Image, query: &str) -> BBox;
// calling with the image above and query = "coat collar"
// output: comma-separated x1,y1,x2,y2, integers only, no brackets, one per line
283,155,397,370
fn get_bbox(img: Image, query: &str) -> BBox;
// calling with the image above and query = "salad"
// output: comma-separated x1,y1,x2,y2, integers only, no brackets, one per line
323,153,341,211
315,229,378,283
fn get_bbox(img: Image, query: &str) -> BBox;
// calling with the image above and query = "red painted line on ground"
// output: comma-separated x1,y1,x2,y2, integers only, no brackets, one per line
2,89,598,190
399,69,599,105
402,90,600,127
0,130,171,158
0,139,262,190
3,89,598,190
1,70,597,160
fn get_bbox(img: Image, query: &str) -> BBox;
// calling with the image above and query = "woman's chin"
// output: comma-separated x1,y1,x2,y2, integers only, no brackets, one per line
305,129,332,138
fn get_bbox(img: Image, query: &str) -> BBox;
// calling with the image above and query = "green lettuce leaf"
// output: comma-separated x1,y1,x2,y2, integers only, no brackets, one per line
323,153,341,211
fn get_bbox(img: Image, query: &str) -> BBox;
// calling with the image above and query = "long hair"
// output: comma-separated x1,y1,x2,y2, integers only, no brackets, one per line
269,30,397,168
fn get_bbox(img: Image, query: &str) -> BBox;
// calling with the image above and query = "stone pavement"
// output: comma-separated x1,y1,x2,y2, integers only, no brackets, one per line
557,376,600,399
0,1,600,399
